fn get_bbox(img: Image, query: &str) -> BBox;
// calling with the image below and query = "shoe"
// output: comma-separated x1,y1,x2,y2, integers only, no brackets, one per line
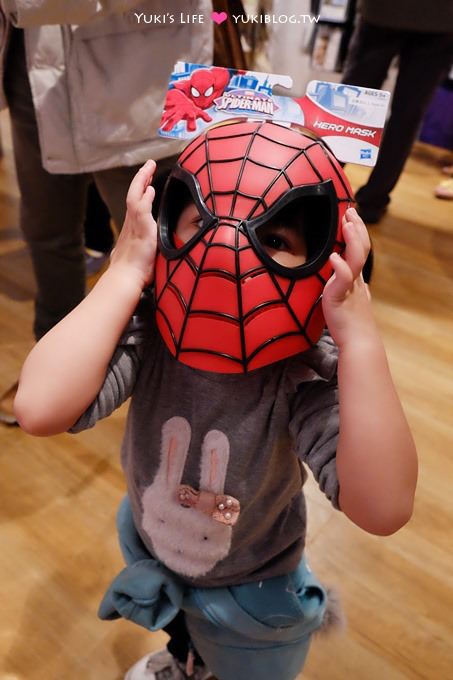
85,248,109,276
125,648,214,680
362,248,374,285
354,185,389,225
0,381,19,426
356,202,388,224
434,178,453,199
125,649,186,680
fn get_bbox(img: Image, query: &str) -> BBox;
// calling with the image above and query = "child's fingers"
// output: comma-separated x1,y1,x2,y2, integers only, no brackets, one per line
342,219,369,280
126,160,156,209
345,207,371,252
342,221,365,280
138,184,156,217
127,161,156,206
326,252,354,300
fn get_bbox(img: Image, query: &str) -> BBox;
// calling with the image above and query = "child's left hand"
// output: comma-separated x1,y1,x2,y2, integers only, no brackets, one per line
322,207,375,348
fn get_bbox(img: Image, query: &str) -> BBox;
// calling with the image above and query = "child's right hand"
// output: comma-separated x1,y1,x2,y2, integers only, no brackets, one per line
110,160,157,289
15,162,158,435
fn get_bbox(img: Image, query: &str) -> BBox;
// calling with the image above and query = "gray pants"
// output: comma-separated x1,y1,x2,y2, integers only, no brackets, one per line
4,28,175,339
342,20,453,211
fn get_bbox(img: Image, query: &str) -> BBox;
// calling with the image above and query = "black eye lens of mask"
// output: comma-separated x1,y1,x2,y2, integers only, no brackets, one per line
163,177,195,245
247,182,338,279
254,194,332,268
158,171,215,257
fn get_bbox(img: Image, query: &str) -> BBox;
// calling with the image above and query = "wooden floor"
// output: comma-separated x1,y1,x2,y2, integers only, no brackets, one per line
1,108,453,680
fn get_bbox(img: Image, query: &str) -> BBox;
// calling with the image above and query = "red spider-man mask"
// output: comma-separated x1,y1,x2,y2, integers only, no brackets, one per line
155,120,353,373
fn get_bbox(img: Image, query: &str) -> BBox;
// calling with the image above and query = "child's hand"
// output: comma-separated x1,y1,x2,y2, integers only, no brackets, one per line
322,207,375,348
110,160,157,289
322,209,417,536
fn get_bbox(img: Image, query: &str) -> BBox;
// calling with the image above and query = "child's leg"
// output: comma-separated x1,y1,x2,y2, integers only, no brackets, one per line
165,611,204,667
125,611,213,680
103,499,213,678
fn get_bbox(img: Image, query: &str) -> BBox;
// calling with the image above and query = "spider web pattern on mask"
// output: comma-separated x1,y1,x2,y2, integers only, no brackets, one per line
156,121,351,372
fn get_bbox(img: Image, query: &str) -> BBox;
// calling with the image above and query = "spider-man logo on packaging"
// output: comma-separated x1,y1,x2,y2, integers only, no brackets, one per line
161,67,231,132
155,119,354,373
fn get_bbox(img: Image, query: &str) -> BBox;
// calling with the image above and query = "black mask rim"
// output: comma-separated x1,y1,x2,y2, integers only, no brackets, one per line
158,165,340,280
245,180,340,280
158,165,217,260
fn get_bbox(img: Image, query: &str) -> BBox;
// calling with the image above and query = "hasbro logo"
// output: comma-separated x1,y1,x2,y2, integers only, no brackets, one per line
360,148,372,160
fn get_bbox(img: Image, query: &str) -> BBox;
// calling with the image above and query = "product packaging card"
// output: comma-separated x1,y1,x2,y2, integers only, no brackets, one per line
159,62,390,166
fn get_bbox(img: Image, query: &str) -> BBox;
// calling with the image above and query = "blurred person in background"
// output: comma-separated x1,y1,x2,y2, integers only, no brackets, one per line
84,182,114,276
342,0,453,223
0,0,212,424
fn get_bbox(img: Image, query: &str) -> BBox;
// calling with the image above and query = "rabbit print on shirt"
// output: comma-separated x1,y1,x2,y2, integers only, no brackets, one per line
141,416,238,578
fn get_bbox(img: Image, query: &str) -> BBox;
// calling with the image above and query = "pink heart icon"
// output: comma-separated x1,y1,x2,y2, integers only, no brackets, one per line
211,11,228,25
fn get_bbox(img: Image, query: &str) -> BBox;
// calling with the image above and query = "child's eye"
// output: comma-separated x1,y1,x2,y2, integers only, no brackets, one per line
191,217,204,231
174,202,204,245
262,233,289,251
255,221,307,268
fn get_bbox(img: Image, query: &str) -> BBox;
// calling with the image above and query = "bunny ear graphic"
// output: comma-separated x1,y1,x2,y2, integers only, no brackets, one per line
142,421,236,577
159,416,192,490
199,429,230,495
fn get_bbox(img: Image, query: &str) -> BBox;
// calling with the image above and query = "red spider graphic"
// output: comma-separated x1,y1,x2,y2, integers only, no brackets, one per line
161,67,231,132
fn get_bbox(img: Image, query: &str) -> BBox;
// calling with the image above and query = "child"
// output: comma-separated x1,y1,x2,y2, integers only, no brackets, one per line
14,121,418,680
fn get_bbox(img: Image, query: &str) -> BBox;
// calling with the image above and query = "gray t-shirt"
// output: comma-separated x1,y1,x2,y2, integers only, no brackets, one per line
71,293,340,587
